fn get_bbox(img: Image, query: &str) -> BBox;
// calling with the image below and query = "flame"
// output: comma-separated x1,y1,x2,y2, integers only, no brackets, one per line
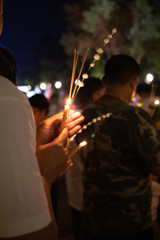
80,141,87,148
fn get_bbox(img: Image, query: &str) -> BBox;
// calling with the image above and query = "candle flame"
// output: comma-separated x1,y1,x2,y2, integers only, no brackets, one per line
66,98,71,106
79,141,87,148
154,99,160,105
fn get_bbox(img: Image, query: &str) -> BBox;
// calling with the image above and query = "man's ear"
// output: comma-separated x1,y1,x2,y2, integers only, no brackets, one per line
92,92,99,102
92,89,105,102
130,76,138,91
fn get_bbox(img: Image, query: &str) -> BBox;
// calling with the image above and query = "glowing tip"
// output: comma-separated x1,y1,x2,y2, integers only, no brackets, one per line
66,98,71,106
154,99,160,105
80,141,87,147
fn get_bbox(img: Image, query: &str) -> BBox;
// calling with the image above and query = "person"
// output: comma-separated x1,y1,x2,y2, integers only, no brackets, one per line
77,54,160,240
136,82,152,101
65,77,104,240
75,77,105,109
136,82,160,114
151,174,160,240
28,93,50,126
28,93,59,219
0,46,84,239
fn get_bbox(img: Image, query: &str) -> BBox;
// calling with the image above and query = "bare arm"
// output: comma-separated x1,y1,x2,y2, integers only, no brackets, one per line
0,224,57,240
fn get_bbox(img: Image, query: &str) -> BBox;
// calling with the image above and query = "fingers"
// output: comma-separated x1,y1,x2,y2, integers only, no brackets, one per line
66,111,83,123
58,159,73,179
55,127,68,146
68,125,82,138
37,111,84,146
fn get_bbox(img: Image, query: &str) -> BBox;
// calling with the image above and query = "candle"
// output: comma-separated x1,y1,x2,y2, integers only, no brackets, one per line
68,141,87,159
59,99,71,134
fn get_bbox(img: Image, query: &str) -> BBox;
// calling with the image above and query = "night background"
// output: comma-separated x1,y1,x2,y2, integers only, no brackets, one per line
1,1,160,239
0,0,160,93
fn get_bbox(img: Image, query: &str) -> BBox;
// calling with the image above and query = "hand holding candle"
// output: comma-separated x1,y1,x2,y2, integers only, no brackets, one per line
59,99,71,134
68,141,87,159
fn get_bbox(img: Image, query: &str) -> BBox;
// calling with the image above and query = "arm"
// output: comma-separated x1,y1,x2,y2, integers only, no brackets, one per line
135,108,160,176
0,224,57,240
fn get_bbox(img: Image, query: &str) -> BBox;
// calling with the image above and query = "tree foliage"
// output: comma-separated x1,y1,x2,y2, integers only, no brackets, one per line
61,0,160,81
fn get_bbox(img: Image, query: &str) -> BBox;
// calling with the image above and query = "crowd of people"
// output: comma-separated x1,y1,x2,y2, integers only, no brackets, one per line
1,47,160,240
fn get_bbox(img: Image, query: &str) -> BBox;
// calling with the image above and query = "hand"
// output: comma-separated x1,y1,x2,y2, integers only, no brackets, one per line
36,111,84,184
37,127,72,185
36,111,84,145
66,111,84,138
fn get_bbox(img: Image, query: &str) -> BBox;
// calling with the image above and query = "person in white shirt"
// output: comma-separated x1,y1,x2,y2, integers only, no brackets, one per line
0,46,84,240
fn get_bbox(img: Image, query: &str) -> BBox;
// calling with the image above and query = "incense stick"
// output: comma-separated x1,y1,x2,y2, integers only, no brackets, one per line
69,49,77,100
71,48,89,100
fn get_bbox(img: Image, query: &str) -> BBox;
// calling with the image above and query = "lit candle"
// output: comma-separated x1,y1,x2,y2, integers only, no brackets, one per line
154,99,160,105
59,99,71,134
68,141,87,159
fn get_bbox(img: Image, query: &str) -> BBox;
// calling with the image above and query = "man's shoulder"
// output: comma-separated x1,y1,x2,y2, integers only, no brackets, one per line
0,75,25,100
82,101,151,119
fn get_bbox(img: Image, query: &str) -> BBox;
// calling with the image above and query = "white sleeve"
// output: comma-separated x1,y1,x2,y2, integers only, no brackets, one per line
0,96,51,238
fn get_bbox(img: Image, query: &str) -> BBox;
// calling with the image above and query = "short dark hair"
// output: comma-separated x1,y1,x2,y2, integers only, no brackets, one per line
136,83,152,95
29,94,50,115
76,77,103,106
103,54,140,85
0,46,17,84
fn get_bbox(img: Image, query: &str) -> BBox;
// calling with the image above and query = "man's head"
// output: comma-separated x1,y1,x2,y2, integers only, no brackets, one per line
29,94,50,126
76,77,104,109
103,54,140,102
136,82,152,100
0,46,17,84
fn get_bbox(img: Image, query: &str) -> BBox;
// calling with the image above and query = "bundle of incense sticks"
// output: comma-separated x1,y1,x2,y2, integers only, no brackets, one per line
59,48,89,134
59,28,117,134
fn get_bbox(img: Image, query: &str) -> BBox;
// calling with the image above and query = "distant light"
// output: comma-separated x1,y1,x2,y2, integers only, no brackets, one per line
34,85,42,94
55,81,62,89
40,82,47,90
17,85,31,93
26,90,36,98
154,99,160,105
145,73,154,84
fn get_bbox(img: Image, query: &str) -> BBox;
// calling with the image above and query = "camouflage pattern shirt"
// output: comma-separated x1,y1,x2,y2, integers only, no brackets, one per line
77,97,160,238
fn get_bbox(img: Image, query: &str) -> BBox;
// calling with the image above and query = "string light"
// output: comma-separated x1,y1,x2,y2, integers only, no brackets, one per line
60,28,117,133
70,112,112,142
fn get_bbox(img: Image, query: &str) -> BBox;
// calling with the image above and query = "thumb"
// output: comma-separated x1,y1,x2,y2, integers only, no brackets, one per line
56,127,69,147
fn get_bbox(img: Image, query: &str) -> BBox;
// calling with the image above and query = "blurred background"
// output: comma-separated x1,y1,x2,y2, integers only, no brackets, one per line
1,1,160,239
1,0,160,100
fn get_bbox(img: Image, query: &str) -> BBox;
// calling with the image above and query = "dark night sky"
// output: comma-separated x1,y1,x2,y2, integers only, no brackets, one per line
0,0,78,73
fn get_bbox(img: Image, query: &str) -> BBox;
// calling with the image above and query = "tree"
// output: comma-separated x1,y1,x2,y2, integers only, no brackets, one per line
60,0,160,81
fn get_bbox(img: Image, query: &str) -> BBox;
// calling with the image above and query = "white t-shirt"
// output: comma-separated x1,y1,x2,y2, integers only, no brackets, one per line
0,76,51,238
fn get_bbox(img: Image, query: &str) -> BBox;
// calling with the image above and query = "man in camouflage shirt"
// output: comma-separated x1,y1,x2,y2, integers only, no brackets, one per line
77,55,160,240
